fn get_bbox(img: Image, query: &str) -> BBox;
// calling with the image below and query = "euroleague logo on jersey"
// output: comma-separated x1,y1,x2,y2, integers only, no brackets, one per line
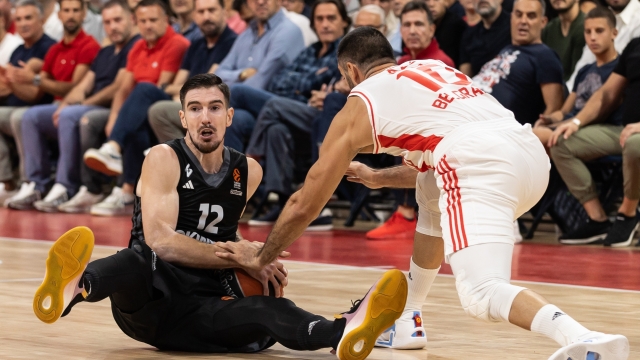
231,168,242,195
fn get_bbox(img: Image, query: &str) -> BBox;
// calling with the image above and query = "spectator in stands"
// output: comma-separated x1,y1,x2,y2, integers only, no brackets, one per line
0,0,58,205
170,0,203,41
566,0,640,89
403,1,454,66
579,0,597,14
215,0,304,89
224,0,247,33
549,14,640,247
284,3,318,47
472,0,564,126
82,1,105,43
378,0,398,38
39,0,104,42
82,0,189,216
227,0,348,226
460,0,480,25
283,0,311,18
148,0,237,143
426,0,466,65
542,0,585,82
536,7,618,145
352,4,387,32
387,0,412,54
0,9,24,66
459,0,511,76
5,0,100,209
12,0,139,212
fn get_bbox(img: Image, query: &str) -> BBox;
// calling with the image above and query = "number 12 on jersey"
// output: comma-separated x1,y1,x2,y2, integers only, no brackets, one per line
198,204,224,234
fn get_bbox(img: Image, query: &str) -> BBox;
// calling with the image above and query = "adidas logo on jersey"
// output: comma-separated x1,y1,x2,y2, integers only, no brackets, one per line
183,180,194,189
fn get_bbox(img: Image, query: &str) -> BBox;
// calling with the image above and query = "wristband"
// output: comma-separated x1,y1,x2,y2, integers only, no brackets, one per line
32,74,41,87
572,118,581,128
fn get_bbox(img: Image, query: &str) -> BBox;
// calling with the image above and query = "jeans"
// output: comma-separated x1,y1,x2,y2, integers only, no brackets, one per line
22,103,102,194
226,84,275,152
109,82,170,185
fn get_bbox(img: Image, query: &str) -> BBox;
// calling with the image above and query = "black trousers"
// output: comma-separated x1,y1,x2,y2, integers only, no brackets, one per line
82,248,342,353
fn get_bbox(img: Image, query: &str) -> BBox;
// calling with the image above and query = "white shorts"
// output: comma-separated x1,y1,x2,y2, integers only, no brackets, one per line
416,120,550,261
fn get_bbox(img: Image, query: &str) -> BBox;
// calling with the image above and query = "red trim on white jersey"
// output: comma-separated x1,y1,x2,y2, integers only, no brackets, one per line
377,133,443,153
349,91,380,153
436,155,468,252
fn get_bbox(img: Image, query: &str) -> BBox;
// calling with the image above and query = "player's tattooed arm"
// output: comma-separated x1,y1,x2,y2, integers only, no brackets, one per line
346,162,418,189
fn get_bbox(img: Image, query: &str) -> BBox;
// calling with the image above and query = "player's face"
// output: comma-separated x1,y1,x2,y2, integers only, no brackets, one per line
15,5,45,41
102,5,134,45
58,0,86,35
511,0,546,45
584,18,617,56
312,3,347,43
400,10,435,53
135,5,169,44
180,87,233,154
194,0,226,38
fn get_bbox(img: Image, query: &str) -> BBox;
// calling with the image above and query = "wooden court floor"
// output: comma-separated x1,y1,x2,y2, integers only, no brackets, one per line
1,238,638,360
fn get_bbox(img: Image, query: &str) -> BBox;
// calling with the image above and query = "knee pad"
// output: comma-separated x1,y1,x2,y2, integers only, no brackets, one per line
455,269,525,323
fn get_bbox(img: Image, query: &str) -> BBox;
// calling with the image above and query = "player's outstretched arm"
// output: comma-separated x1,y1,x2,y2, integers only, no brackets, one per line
138,145,241,269
256,96,374,266
346,162,418,189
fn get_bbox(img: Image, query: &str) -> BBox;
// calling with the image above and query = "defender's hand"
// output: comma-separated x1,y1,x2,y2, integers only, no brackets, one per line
345,161,382,189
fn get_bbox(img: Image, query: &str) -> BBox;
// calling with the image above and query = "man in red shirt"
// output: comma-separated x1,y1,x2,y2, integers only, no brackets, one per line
5,0,100,209
397,1,453,66
83,0,189,216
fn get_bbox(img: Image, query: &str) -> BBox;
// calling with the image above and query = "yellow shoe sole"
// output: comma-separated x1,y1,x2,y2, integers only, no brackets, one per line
337,269,408,360
33,226,94,324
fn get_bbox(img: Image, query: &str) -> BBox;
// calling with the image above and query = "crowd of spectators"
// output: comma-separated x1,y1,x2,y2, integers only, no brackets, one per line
0,0,638,245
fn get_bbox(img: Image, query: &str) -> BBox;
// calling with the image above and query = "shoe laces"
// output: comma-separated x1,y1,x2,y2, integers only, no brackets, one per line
343,298,363,315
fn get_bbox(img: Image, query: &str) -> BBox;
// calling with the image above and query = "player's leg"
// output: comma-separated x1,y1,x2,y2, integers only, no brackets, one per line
34,227,151,323
377,170,443,349
450,242,629,360
163,270,407,360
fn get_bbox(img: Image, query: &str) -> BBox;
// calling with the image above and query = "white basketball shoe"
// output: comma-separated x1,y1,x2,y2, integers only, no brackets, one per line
548,332,629,360
375,310,427,349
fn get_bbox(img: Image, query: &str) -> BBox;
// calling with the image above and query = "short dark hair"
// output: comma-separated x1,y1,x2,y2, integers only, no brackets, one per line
337,26,396,73
514,0,545,16
585,6,616,28
58,0,86,9
102,0,132,13
134,0,170,16
400,1,434,24
310,0,351,34
180,74,231,109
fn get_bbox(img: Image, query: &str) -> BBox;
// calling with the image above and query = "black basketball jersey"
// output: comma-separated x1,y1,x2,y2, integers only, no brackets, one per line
130,139,248,246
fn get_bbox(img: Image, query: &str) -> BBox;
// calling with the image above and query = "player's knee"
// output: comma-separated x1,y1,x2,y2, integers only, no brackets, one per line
455,271,524,323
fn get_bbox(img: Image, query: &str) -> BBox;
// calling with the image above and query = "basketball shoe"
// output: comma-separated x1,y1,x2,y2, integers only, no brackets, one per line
366,211,416,240
33,226,94,324
548,332,629,360
334,269,408,360
375,310,427,349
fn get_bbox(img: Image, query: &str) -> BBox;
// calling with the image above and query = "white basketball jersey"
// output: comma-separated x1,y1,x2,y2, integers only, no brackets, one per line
349,59,516,171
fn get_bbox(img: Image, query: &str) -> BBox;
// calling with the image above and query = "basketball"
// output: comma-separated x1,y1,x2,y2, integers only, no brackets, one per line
233,268,281,297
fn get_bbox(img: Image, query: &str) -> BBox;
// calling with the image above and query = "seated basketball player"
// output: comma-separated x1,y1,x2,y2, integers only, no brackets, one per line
32,74,408,360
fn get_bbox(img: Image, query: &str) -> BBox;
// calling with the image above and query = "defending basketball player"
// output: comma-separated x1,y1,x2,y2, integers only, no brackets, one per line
32,74,408,360
214,28,630,359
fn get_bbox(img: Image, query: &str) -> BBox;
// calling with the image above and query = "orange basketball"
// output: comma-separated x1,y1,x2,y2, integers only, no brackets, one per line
233,268,282,297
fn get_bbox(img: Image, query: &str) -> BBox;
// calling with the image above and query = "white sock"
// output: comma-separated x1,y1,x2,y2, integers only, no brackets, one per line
405,257,439,312
531,304,591,346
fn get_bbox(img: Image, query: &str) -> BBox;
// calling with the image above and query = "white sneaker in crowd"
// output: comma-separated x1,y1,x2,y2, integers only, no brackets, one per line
58,186,105,213
34,183,68,212
84,142,123,176
6,182,41,210
90,186,134,216
0,183,17,207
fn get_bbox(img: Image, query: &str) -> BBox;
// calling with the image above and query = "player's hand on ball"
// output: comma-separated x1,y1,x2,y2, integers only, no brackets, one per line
345,161,382,189
244,260,289,297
